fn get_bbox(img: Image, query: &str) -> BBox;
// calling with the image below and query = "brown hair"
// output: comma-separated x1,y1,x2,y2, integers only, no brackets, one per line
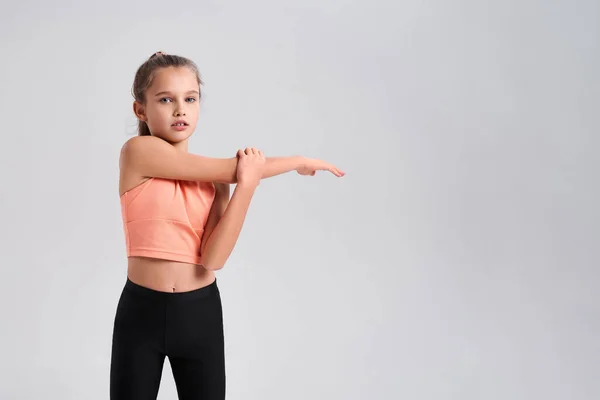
131,51,203,136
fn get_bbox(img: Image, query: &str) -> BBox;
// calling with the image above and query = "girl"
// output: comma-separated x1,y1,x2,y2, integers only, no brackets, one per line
110,51,344,400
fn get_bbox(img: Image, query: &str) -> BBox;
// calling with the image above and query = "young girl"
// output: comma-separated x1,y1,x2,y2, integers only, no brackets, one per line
110,51,344,400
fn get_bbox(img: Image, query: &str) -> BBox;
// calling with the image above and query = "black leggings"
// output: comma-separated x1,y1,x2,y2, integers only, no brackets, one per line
110,278,225,400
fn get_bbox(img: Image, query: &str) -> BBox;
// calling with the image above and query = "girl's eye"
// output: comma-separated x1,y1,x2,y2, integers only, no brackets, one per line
159,97,196,103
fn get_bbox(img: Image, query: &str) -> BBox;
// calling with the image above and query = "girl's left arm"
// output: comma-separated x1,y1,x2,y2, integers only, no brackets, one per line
200,182,231,259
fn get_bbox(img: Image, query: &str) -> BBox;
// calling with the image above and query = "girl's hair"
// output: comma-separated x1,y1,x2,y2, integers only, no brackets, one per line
132,51,203,136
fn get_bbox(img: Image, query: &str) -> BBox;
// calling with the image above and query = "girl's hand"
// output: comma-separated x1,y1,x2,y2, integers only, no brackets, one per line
236,147,266,188
296,157,345,177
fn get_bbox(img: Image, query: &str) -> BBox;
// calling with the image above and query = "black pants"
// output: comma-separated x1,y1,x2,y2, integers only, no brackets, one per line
110,278,226,399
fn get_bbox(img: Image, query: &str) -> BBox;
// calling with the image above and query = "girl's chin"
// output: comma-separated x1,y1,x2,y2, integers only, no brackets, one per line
154,131,193,144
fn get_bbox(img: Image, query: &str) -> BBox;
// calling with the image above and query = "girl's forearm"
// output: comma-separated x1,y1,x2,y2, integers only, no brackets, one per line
218,155,302,183
262,156,303,179
200,184,257,270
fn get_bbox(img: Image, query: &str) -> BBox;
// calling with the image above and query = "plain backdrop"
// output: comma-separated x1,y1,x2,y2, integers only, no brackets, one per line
0,1,598,399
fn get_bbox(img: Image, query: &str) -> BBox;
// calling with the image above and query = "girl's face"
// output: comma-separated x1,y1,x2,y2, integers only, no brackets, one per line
134,66,200,145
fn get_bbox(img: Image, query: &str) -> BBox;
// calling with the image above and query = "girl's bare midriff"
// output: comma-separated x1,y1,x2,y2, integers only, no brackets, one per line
127,256,216,293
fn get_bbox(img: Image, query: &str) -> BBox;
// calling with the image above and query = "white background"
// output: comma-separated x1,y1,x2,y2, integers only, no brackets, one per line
0,0,598,399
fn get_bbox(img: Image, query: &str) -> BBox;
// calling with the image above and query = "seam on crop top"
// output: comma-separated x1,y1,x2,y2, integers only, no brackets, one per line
128,247,202,256
120,177,154,201
124,217,205,230
180,193,195,226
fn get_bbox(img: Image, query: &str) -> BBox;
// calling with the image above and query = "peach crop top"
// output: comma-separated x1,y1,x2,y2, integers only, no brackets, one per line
120,177,216,265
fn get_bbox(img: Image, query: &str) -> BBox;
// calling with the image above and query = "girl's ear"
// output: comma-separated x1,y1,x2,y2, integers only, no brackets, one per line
133,101,147,121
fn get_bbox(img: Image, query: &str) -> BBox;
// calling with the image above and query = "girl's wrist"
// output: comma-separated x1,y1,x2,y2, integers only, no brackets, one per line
235,181,258,193
293,155,306,170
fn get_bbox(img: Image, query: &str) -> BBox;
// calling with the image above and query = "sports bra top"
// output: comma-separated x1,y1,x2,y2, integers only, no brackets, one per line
120,177,216,265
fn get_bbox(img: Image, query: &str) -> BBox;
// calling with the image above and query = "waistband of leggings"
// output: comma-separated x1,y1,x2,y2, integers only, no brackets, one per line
124,277,218,301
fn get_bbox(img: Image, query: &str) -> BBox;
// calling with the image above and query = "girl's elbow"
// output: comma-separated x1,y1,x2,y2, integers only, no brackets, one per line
201,257,225,271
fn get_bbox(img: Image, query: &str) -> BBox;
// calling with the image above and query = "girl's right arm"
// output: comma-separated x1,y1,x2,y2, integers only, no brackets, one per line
120,135,344,184
121,136,238,183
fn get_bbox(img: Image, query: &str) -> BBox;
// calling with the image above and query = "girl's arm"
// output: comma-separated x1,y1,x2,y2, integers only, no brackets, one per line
120,136,343,184
200,182,230,258
199,183,257,271
199,147,264,270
